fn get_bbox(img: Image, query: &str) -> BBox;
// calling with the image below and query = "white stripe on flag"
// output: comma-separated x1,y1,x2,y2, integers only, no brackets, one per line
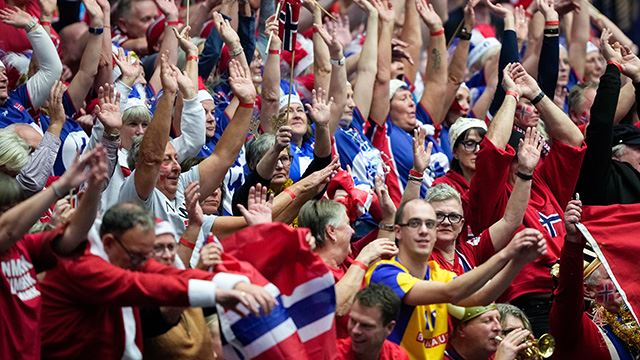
280,271,335,308
244,318,298,358
297,311,335,342
223,283,282,327
577,223,640,326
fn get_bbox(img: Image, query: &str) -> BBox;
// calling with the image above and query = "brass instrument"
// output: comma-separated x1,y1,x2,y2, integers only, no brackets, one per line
494,333,555,360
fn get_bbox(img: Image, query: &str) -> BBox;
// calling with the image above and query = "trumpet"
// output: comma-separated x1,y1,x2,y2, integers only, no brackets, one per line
494,333,555,360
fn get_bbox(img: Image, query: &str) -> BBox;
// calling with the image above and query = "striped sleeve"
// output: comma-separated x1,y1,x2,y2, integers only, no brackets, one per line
368,262,419,300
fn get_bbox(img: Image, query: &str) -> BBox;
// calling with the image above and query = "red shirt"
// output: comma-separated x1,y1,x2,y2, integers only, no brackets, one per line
430,230,495,276
336,337,409,360
0,227,64,360
468,137,586,301
0,0,40,52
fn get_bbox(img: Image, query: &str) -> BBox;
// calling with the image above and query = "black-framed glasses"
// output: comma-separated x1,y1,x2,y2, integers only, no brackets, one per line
436,212,464,224
460,140,481,152
114,237,151,267
398,218,437,230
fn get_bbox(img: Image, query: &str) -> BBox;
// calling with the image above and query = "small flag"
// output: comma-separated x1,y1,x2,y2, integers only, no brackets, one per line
278,0,301,52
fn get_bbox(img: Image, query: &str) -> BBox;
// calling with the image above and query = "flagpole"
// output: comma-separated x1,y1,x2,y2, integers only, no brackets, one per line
186,0,190,29
285,47,296,122
266,1,283,52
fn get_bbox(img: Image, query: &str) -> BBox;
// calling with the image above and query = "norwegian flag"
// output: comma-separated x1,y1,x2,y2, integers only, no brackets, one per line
577,203,640,327
278,0,301,52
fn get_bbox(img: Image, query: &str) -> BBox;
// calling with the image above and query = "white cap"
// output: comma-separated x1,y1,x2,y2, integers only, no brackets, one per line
0,59,4,68
389,79,410,100
279,90,303,110
155,219,177,240
468,30,501,70
449,117,487,150
197,89,214,103
122,97,150,114
586,41,599,54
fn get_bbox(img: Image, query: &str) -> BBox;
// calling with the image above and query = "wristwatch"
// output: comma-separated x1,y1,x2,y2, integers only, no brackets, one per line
378,223,395,232
330,57,346,66
25,17,38,33
457,27,472,41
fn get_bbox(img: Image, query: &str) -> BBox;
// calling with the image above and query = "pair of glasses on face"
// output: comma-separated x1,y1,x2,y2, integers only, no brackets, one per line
277,155,292,165
115,237,152,267
459,140,481,152
398,218,438,230
436,212,464,224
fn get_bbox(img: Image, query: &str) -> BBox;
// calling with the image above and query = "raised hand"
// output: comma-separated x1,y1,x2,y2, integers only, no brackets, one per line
228,59,257,104
356,238,398,266
237,184,273,226
514,6,529,43
38,0,57,18
160,53,179,93
353,0,377,15
296,157,340,195
501,63,519,93
94,83,122,131
50,197,76,227
196,242,221,270
0,6,35,29
371,0,393,23
170,64,196,99
213,11,241,47
374,175,396,221
463,0,479,29
510,228,546,263
113,48,143,86
233,282,277,316
484,0,512,19
47,81,67,127
185,182,204,227
314,22,343,58
86,144,109,190
82,0,104,26
563,197,582,240
416,0,443,31
154,0,179,21
326,14,352,49
274,125,292,152
536,0,558,21
412,126,433,174
517,127,544,175
553,0,580,16
392,40,414,65
172,25,198,56
599,28,623,64
56,145,108,193
620,45,640,82
305,88,334,127
509,63,542,100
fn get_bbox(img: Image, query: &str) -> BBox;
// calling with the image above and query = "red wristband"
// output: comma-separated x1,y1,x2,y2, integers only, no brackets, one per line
544,20,560,26
269,49,280,55
239,102,255,109
430,28,445,37
186,55,198,62
607,60,622,72
525,10,533,19
506,90,520,100
40,21,51,27
352,260,368,271
283,188,296,200
179,237,195,249
409,169,424,177
166,20,182,27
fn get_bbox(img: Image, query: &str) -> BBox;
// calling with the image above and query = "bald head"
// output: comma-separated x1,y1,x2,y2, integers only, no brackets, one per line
59,23,89,69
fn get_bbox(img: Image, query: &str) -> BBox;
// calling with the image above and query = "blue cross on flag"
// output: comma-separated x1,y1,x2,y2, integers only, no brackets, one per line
538,212,562,237
278,0,300,52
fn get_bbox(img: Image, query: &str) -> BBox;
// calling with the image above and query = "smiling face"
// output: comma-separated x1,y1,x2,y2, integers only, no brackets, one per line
285,103,308,139
348,300,395,356
390,89,417,132
458,310,502,354
395,200,438,259
431,198,465,245
156,143,182,199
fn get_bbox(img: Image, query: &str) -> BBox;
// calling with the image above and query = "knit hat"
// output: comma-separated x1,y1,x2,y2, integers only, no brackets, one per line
448,304,498,323
468,30,501,70
449,117,487,150
155,219,177,239
389,79,410,100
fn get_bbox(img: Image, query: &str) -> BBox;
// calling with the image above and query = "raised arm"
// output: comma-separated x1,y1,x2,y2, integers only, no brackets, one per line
535,0,559,100
314,23,347,135
511,63,583,146
259,15,281,132
148,0,181,93
486,64,519,149
352,0,379,120
67,0,104,111
486,1,518,116
92,0,113,94
567,0,588,80
197,59,256,199
416,0,448,124
398,0,421,84
0,6,62,109
368,0,394,125
401,127,432,204
458,228,546,306
256,126,292,179
488,127,542,251
133,55,178,201
0,147,105,253
311,5,332,95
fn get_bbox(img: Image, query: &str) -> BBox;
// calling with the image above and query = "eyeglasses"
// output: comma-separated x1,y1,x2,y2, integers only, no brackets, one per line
114,237,151,267
152,243,176,256
436,212,464,224
397,218,437,230
277,155,292,165
460,140,481,152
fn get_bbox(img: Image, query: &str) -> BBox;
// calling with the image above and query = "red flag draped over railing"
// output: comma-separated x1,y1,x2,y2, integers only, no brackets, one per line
278,0,301,52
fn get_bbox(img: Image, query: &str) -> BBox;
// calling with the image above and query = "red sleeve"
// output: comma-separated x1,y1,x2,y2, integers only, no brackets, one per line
473,230,496,265
538,140,586,210
350,229,379,258
142,259,214,280
21,227,66,273
549,240,586,352
55,255,213,307
467,137,513,235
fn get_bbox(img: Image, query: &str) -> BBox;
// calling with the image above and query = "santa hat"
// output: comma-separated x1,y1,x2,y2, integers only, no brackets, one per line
155,218,177,239
197,76,214,103
468,30,501,70
1,52,30,91
146,16,166,54
281,35,314,77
